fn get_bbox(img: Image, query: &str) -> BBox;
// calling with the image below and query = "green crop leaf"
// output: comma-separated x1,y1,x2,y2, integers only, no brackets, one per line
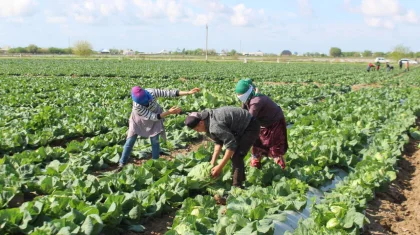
128,205,141,220
342,208,367,229
410,130,420,140
81,214,104,235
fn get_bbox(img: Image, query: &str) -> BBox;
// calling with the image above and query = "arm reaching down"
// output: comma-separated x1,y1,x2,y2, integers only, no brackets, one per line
178,88,200,96
211,149,235,178
211,144,223,166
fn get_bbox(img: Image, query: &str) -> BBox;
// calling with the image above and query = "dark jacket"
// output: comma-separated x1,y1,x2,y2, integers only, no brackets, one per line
203,107,252,150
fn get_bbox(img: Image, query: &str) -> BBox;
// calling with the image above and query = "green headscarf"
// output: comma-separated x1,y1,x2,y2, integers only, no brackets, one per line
235,78,262,97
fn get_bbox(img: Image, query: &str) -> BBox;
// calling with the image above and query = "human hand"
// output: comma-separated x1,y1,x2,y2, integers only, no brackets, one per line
188,88,200,95
211,165,222,178
168,106,182,114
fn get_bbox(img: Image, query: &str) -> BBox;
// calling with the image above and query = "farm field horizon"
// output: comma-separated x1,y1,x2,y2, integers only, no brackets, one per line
1,58,420,235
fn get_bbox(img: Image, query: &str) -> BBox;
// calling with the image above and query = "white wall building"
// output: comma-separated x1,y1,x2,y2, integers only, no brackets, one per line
123,49,135,55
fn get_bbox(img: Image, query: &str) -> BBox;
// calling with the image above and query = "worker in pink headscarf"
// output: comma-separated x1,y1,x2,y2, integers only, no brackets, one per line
117,86,200,171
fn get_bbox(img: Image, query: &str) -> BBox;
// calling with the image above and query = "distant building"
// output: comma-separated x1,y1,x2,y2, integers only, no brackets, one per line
254,51,264,56
158,49,170,55
100,49,110,54
123,49,135,56
242,50,264,56
0,46,10,54
218,50,228,56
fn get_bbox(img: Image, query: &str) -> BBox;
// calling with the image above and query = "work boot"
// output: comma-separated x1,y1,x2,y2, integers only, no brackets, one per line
115,163,124,173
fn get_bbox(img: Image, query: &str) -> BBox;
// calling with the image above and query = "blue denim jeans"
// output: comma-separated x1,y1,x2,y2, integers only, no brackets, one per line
119,134,160,165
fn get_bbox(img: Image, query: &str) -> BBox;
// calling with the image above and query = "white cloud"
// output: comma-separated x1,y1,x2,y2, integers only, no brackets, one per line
193,13,214,26
347,0,420,29
100,0,126,16
65,0,127,24
297,0,313,17
132,0,189,23
395,10,419,24
230,4,265,27
198,1,232,14
46,16,67,24
6,17,25,23
365,17,394,29
186,0,231,25
360,0,402,17
231,4,250,26
0,0,37,18
132,0,264,27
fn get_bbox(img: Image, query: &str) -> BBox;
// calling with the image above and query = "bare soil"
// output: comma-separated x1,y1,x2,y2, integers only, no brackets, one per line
123,210,176,235
170,136,210,157
364,118,420,235
351,83,383,91
8,192,39,208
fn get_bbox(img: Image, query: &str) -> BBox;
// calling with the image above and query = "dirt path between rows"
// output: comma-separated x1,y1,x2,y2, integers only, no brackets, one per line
351,83,383,91
125,210,176,235
364,118,420,235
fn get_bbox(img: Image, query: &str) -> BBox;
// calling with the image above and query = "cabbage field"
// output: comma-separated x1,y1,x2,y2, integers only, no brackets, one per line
1,59,420,235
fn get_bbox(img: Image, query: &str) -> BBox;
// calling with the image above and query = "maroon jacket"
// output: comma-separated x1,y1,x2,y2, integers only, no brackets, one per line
242,95,284,127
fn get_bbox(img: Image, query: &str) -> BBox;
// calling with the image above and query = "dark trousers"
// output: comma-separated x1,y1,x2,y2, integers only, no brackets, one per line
231,118,260,187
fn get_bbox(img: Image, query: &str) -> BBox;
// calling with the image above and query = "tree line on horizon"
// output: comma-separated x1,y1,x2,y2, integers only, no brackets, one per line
1,41,419,59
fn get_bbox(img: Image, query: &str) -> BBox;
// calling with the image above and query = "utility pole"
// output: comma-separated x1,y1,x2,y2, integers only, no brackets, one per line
205,24,208,62
240,40,241,54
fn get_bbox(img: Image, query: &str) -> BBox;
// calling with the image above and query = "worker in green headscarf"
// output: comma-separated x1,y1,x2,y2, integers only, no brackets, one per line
235,78,288,169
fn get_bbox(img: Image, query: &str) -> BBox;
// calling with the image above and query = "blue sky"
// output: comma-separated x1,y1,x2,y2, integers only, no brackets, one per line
1,0,420,54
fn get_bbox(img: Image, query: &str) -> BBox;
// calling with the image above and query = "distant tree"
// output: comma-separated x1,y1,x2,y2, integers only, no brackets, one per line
194,48,203,55
208,49,217,56
228,49,237,56
390,44,411,61
303,52,319,57
329,47,342,57
63,48,73,54
109,49,119,55
48,47,65,54
372,52,385,57
12,47,28,53
341,52,350,57
341,51,359,57
407,51,414,58
73,40,93,56
38,48,48,54
415,52,420,58
280,50,292,56
27,44,39,53
362,50,372,57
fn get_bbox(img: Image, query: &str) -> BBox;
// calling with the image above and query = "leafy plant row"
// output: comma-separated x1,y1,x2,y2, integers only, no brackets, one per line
0,59,403,85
